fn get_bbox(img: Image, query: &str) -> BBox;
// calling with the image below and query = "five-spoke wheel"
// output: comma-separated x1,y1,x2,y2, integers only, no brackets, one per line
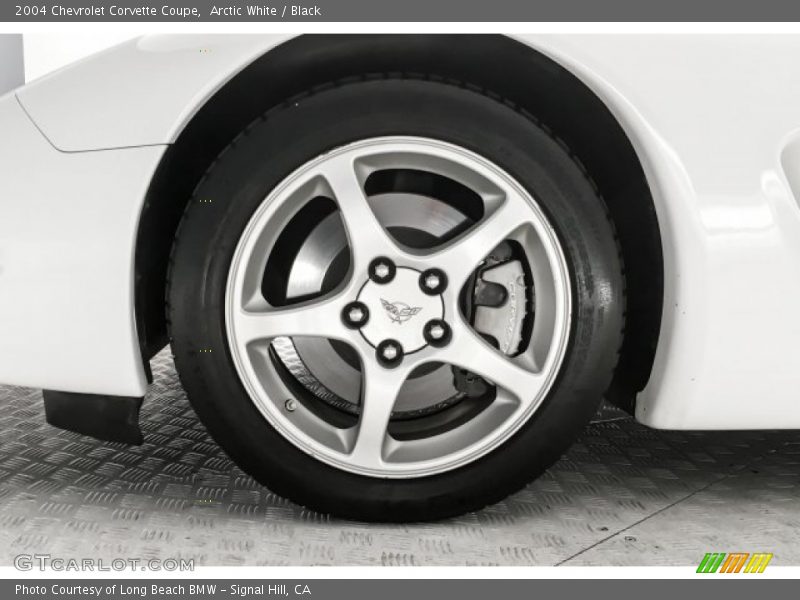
225,137,571,477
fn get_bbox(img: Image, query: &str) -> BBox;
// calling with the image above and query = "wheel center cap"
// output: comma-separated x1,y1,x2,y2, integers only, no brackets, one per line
357,267,444,353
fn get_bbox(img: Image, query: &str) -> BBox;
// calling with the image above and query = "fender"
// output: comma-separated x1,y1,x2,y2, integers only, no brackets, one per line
16,34,291,151
529,36,800,428
0,94,162,396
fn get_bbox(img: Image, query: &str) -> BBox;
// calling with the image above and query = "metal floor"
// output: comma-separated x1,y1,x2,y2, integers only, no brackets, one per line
1,350,799,567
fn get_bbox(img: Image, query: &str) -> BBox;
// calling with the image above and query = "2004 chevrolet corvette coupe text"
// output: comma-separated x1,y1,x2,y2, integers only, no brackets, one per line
2,34,800,521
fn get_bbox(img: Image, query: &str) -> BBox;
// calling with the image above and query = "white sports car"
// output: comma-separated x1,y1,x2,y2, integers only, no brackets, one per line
1,34,799,521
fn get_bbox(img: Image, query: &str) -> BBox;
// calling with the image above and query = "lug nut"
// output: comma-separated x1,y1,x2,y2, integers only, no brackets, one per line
369,257,396,284
375,263,390,279
423,319,452,347
342,301,369,329
376,339,404,368
419,268,448,295
429,324,445,339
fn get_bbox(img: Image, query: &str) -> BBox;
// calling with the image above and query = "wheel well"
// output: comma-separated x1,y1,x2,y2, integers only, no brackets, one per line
136,34,663,412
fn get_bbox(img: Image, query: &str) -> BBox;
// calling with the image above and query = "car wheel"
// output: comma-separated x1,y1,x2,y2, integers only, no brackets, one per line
167,78,625,521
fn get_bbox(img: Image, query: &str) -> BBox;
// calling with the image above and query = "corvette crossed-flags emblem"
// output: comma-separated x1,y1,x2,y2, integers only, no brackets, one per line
380,299,423,324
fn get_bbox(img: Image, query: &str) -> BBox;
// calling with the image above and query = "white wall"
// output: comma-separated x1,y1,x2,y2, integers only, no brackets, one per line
0,35,24,94
22,34,136,82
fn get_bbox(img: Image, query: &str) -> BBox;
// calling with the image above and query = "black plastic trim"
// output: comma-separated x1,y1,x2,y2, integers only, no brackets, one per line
43,390,144,445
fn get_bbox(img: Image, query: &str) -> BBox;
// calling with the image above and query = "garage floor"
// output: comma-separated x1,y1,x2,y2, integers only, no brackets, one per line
1,351,799,567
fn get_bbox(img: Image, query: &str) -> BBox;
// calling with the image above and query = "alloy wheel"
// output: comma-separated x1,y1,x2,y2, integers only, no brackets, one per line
225,136,572,478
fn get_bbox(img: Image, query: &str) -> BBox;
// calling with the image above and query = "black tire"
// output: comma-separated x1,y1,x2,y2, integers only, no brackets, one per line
167,78,625,522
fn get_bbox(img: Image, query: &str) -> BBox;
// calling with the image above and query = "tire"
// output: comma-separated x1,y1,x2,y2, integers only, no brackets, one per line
167,78,625,522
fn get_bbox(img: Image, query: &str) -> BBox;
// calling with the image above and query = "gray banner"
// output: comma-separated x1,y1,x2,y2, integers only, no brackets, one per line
2,580,794,600
5,0,800,22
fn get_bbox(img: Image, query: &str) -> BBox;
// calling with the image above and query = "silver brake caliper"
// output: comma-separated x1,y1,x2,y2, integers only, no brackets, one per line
474,260,527,354
454,242,531,397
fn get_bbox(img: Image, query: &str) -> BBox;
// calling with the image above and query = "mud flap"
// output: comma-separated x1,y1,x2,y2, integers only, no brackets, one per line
43,390,144,445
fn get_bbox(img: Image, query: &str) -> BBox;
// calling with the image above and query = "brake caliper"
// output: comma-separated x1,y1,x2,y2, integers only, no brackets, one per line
453,242,531,398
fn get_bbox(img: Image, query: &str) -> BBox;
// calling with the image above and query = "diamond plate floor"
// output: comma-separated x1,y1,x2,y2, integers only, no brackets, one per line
0,350,799,566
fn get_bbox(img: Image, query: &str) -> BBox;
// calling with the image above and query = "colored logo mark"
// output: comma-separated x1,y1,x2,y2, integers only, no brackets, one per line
696,552,773,573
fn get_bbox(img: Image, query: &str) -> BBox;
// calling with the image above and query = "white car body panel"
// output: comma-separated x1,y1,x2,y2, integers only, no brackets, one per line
16,34,292,151
0,95,163,396
528,36,800,429
2,34,800,428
